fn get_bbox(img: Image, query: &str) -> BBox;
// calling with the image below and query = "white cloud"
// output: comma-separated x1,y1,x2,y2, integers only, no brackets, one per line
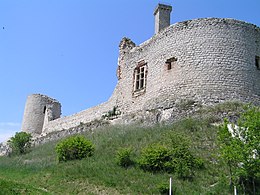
0,131,15,142
0,122,20,142
0,122,20,127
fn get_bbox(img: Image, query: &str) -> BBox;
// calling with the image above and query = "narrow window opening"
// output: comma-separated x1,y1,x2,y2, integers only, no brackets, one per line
165,57,177,70
116,65,122,80
167,63,172,70
256,56,260,70
43,106,46,114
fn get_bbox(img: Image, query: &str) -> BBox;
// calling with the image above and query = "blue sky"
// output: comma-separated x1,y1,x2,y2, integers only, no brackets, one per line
0,0,259,142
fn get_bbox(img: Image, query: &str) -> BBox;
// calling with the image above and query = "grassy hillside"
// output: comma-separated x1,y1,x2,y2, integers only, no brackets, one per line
0,102,245,194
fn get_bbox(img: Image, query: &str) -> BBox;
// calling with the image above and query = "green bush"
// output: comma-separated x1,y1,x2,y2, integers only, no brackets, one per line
169,132,204,178
138,144,172,172
55,136,94,162
172,148,198,178
8,132,32,155
138,133,204,178
115,147,134,167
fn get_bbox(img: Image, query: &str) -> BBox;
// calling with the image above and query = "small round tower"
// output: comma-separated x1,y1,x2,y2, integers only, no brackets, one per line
21,94,61,135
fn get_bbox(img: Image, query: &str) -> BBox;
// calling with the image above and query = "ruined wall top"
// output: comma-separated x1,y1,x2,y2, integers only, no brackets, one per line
21,94,61,135
119,37,136,55
33,94,60,104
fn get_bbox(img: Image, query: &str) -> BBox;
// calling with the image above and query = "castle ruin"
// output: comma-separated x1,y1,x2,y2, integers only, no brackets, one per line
21,4,260,137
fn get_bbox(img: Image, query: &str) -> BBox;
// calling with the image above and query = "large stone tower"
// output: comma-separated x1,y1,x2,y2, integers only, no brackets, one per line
21,94,61,135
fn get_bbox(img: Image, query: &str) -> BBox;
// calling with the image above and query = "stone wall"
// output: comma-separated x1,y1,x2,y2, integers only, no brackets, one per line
26,18,260,136
21,94,61,135
115,18,260,116
42,101,116,134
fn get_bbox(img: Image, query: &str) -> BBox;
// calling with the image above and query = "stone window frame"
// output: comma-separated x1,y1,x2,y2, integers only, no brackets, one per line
165,57,177,70
256,56,260,70
133,60,147,97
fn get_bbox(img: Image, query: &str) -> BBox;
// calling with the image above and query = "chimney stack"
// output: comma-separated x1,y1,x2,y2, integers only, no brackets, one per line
154,4,172,34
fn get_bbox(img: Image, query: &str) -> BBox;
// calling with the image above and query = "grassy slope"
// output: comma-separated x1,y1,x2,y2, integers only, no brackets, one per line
0,177,50,195
0,102,244,195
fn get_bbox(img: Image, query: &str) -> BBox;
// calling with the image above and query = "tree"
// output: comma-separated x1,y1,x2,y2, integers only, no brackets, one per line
8,132,32,155
218,105,260,194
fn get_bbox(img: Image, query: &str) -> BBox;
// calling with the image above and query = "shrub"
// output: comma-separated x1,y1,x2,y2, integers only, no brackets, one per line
138,133,204,178
172,148,196,178
138,144,172,172
115,147,134,167
8,132,32,155
169,132,204,178
55,136,94,162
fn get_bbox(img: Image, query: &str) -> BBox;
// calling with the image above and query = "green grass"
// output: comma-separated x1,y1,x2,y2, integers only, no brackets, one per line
0,177,50,195
0,102,246,194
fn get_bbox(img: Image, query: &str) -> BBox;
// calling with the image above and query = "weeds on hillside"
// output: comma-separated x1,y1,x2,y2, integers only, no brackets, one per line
0,102,252,194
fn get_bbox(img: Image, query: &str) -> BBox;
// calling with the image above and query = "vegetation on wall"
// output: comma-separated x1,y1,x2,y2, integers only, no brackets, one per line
102,106,121,120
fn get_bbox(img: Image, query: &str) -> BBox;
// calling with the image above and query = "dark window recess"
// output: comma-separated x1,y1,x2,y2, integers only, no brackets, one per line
117,65,122,80
166,57,177,70
256,56,260,70
43,106,46,114
167,63,172,70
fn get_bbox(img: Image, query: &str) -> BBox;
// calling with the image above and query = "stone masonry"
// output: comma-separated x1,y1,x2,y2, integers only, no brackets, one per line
20,4,260,137
21,94,61,136
154,4,172,34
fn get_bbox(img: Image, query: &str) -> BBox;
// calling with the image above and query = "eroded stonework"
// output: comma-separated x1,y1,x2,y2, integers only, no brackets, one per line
20,4,260,138
21,94,61,136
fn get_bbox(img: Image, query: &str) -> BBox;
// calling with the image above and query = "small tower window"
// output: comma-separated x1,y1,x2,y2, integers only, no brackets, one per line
117,65,122,80
165,57,177,70
133,60,147,96
43,106,46,114
256,56,260,70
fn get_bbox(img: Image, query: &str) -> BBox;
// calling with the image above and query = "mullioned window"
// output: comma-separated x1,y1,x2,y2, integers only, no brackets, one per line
133,60,147,97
